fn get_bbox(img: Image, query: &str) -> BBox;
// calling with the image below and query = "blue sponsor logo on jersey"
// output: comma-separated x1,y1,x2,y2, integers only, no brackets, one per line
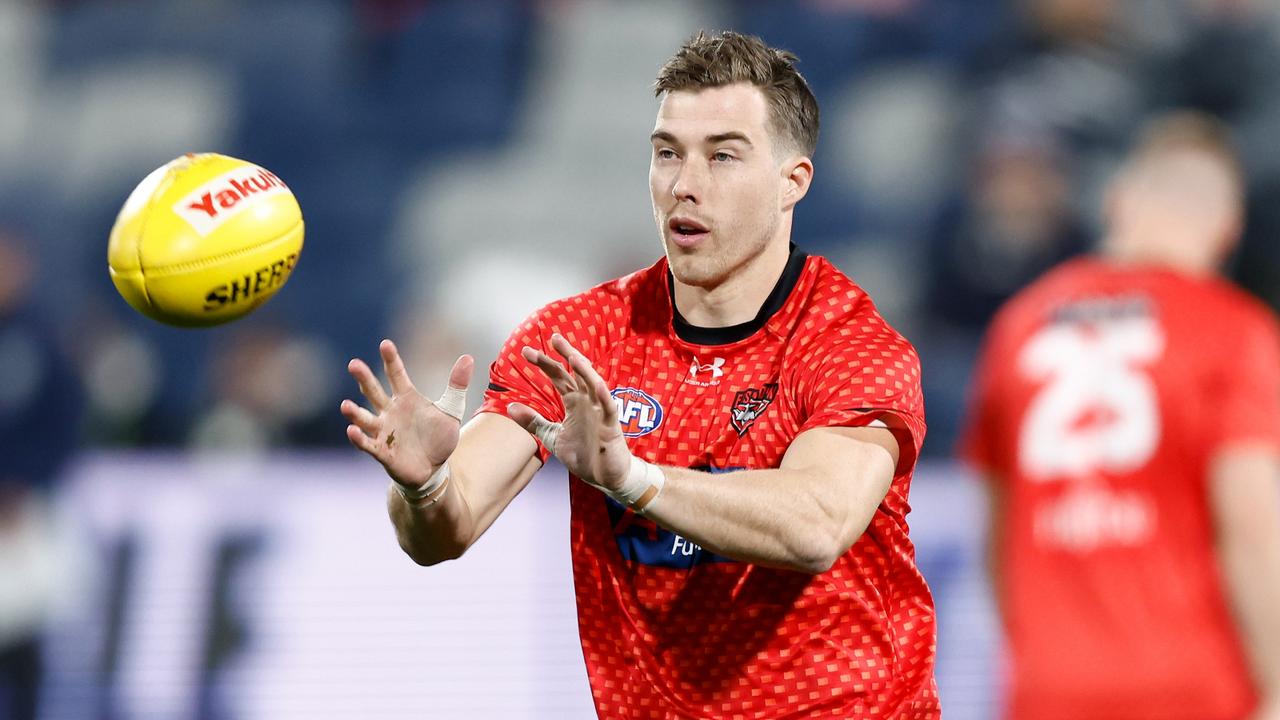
611,387,663,437
608,465,743,568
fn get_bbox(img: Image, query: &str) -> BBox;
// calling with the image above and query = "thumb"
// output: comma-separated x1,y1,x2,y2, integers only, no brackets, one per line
508,402,560,455
506,402,540,431
448,354,474,391
435,354,474,422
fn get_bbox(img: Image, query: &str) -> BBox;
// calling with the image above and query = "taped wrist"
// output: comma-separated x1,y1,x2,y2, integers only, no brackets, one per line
608,456,665,514
394,461,451,507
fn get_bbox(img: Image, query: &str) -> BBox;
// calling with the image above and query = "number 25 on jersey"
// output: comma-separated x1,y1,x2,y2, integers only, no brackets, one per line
1017,316,1165,480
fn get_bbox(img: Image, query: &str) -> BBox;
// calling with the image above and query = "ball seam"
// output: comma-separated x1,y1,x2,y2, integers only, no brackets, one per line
139,220,304,277
132,168,172,309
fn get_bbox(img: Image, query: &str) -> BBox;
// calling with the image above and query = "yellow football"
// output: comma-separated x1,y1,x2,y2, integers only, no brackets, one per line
107,153,304,327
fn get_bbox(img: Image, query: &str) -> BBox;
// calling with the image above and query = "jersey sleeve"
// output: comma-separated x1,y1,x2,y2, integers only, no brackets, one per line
1207,306,1280,452
479,309,563,464
477,296,605,464
796,325,926,477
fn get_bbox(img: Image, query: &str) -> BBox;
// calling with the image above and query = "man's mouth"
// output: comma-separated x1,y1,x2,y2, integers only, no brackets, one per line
669,217,709,247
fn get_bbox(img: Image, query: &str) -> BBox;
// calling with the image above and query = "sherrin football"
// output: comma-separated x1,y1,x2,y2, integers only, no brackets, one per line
107,153,304,327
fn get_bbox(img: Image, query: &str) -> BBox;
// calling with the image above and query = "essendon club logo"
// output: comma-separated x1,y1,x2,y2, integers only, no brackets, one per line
729,383,778,436
611,387,664,437
173,166,290,236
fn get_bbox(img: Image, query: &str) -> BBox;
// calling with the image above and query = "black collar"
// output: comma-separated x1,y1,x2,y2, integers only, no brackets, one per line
670,244,808,346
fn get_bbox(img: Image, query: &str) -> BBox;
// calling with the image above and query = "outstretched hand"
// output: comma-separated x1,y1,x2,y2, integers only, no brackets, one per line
341,339,473,490
507,333,632,492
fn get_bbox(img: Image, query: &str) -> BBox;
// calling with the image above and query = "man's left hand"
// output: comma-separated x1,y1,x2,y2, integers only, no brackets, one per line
507,333,632,492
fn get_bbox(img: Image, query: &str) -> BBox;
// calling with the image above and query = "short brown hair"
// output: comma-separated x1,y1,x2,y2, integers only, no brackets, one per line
654,31,820,158
1130,111,1243,189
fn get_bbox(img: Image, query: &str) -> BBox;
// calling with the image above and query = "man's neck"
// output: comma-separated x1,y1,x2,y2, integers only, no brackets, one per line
672,241,792,328
1102,229,1219,277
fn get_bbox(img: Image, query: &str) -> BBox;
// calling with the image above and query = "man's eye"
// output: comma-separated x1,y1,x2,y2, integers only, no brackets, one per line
713,152,735,162
656,149,677,160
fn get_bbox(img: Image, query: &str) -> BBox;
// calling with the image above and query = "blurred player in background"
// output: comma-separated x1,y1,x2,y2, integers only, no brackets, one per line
0,234,83,720
341,31,939,718
963,112,1280,720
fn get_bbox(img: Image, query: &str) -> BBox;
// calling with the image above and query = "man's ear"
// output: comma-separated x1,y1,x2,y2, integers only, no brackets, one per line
781,154,814,211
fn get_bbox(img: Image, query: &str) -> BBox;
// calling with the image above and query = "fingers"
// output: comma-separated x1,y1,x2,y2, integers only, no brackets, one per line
348,358,390,411
551,333,596,382
508,402,561,455
551,333,612,404
521,345,577,395
345,423,381,457
380,339,416,396
596,375,618,423
524,334,615,416
340,399,380,436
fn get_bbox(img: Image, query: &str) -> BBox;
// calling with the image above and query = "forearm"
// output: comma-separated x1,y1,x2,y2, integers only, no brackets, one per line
1211,448,1280,703
640,467,853,572
386,471,477,566
1220,518,1280,702
642,439,894,573
387,414,543,566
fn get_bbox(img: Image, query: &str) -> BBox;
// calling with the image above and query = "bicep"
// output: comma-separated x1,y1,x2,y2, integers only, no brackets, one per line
451,411,544,540
780,425,898,546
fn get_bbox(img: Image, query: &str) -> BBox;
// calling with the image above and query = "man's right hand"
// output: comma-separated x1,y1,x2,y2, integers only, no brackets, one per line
341,339,474,491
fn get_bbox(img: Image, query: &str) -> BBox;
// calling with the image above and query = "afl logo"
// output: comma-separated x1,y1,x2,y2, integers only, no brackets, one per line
611,387,663,437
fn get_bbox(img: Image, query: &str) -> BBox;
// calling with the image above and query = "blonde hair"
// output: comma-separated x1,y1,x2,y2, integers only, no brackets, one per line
1129,111,1243,191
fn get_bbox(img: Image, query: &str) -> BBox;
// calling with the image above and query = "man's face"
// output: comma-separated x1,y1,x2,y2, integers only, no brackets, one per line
649,83,788,289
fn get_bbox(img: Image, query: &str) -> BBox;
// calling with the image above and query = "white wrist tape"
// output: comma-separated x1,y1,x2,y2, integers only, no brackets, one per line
436,386,467,422
608,456,665,513
394,461,451,506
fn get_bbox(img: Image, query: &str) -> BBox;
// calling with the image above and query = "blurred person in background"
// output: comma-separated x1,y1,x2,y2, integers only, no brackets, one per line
0,234,83,720
927,129,1089,332
963,112,1280,720
342,31,939,718
188,326,336,451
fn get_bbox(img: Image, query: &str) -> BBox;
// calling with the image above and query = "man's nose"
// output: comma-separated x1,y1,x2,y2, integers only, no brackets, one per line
671,160,706,203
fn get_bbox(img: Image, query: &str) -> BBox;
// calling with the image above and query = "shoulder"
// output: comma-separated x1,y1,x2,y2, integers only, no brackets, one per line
784,259,926,443
792,256,920,368
513,258,667,347
1195,276,1279,336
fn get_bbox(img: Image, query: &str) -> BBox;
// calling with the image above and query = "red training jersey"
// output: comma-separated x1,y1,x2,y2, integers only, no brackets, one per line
963,257,1280,720
480,248,939,719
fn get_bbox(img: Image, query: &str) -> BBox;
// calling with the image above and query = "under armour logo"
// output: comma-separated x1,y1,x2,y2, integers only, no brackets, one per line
689,356,726,381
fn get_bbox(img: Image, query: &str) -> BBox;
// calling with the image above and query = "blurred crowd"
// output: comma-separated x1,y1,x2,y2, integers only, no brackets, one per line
2,0,1279,463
